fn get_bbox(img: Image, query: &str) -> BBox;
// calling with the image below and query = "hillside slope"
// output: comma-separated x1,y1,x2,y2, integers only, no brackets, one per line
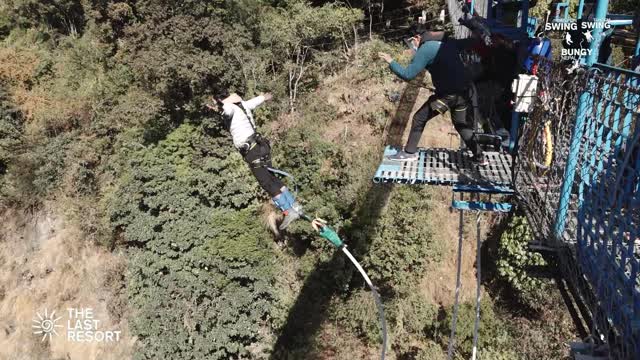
0,208,134,360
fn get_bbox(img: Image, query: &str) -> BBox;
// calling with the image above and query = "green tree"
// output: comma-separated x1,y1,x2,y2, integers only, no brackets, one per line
496,216,547,306
356,187,441,295
260,1,362,111
2,0,85,35
0,86,24,207
106,0,243,120
108,124,278,359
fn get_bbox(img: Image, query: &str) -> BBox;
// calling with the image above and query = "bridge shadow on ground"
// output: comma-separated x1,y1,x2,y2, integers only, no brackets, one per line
270,77,425,358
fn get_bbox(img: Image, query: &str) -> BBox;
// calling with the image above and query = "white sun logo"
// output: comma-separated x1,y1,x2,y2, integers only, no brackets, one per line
32,309,63,341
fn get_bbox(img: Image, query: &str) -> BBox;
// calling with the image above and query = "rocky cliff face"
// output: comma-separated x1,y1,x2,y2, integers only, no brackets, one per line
0,208,134,360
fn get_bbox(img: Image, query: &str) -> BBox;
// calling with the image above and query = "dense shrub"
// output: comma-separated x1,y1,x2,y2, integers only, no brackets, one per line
108,124,277,359
2,0,86,35
272,102,350,217
357,186,442,295
431,299,514,359
330,289,381,343
0,87,21,170
0,86,24,207
496,215,548,306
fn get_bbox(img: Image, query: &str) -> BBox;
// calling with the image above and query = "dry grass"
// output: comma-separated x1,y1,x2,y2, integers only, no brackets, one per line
0,47,39,86
0,47,45,122
0,46,45,121
320,65,400,153
0,45,92,135
316,61,458,159
0,208,135,360
314,322,385,360
420,189,496,307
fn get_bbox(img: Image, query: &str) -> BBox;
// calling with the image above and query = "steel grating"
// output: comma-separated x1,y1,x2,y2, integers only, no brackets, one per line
373,146,514,189
516,61,640,358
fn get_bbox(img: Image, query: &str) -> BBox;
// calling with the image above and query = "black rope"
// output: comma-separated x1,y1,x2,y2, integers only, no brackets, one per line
447,199,465,359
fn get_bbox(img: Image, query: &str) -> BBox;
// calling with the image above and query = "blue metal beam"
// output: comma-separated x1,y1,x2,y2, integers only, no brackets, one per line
554,77,595,238
586,0,610,65
520,0,530,33
556,0,610,238
555,2,570,21
451,201,512,212
607,14,635,21
509,112,519,152
577,0,585,19
607,19,633,26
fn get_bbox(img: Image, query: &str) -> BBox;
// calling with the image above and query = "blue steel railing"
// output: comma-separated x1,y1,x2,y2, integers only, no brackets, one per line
553,64,640,358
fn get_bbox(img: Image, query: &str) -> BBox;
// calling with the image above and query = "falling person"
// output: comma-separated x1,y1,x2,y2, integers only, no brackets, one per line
207,91,304,230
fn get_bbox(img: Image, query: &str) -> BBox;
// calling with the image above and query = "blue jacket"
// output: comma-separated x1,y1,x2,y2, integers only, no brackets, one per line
389,39,470,95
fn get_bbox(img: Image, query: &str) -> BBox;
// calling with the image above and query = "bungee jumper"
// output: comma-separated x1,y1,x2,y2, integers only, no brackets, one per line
206,91,389,358
377,27,491,165
206,91,304,230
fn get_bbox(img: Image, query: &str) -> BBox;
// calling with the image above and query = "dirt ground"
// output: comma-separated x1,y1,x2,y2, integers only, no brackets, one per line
0,208,135,360
389,85,482,308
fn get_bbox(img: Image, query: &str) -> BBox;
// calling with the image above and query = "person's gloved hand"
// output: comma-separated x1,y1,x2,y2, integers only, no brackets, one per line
459,16,492,47
312,218,343,248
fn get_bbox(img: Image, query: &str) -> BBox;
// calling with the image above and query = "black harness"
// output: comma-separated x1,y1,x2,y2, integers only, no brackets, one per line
226,102,270,169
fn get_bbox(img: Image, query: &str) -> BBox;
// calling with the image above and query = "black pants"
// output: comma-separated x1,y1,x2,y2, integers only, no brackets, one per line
405,93,480,155
242,137,284,198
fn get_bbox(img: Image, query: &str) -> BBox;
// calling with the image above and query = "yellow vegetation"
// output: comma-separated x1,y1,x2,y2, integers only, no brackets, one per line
0,46,91,134
0,209,135,360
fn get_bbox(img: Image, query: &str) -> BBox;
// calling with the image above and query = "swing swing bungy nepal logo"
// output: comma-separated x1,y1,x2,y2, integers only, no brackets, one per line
544,19,612,60
32,308,121,342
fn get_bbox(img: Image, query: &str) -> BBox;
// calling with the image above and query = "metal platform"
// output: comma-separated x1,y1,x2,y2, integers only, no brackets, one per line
451,200,513,212
373,146,514,190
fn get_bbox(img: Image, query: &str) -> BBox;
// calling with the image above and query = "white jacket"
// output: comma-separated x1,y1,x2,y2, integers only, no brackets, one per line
221,95,265,148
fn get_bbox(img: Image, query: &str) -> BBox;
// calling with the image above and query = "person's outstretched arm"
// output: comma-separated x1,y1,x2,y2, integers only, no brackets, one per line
243,93,273,110
378,41,441,81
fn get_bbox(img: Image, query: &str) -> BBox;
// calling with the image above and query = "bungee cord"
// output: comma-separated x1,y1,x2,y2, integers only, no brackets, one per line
447,204,465,359
269,168,388,360
471,210,482,360
447,197,486,360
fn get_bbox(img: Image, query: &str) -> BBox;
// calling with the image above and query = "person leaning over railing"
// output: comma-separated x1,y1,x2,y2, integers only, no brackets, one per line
377,26,489,165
